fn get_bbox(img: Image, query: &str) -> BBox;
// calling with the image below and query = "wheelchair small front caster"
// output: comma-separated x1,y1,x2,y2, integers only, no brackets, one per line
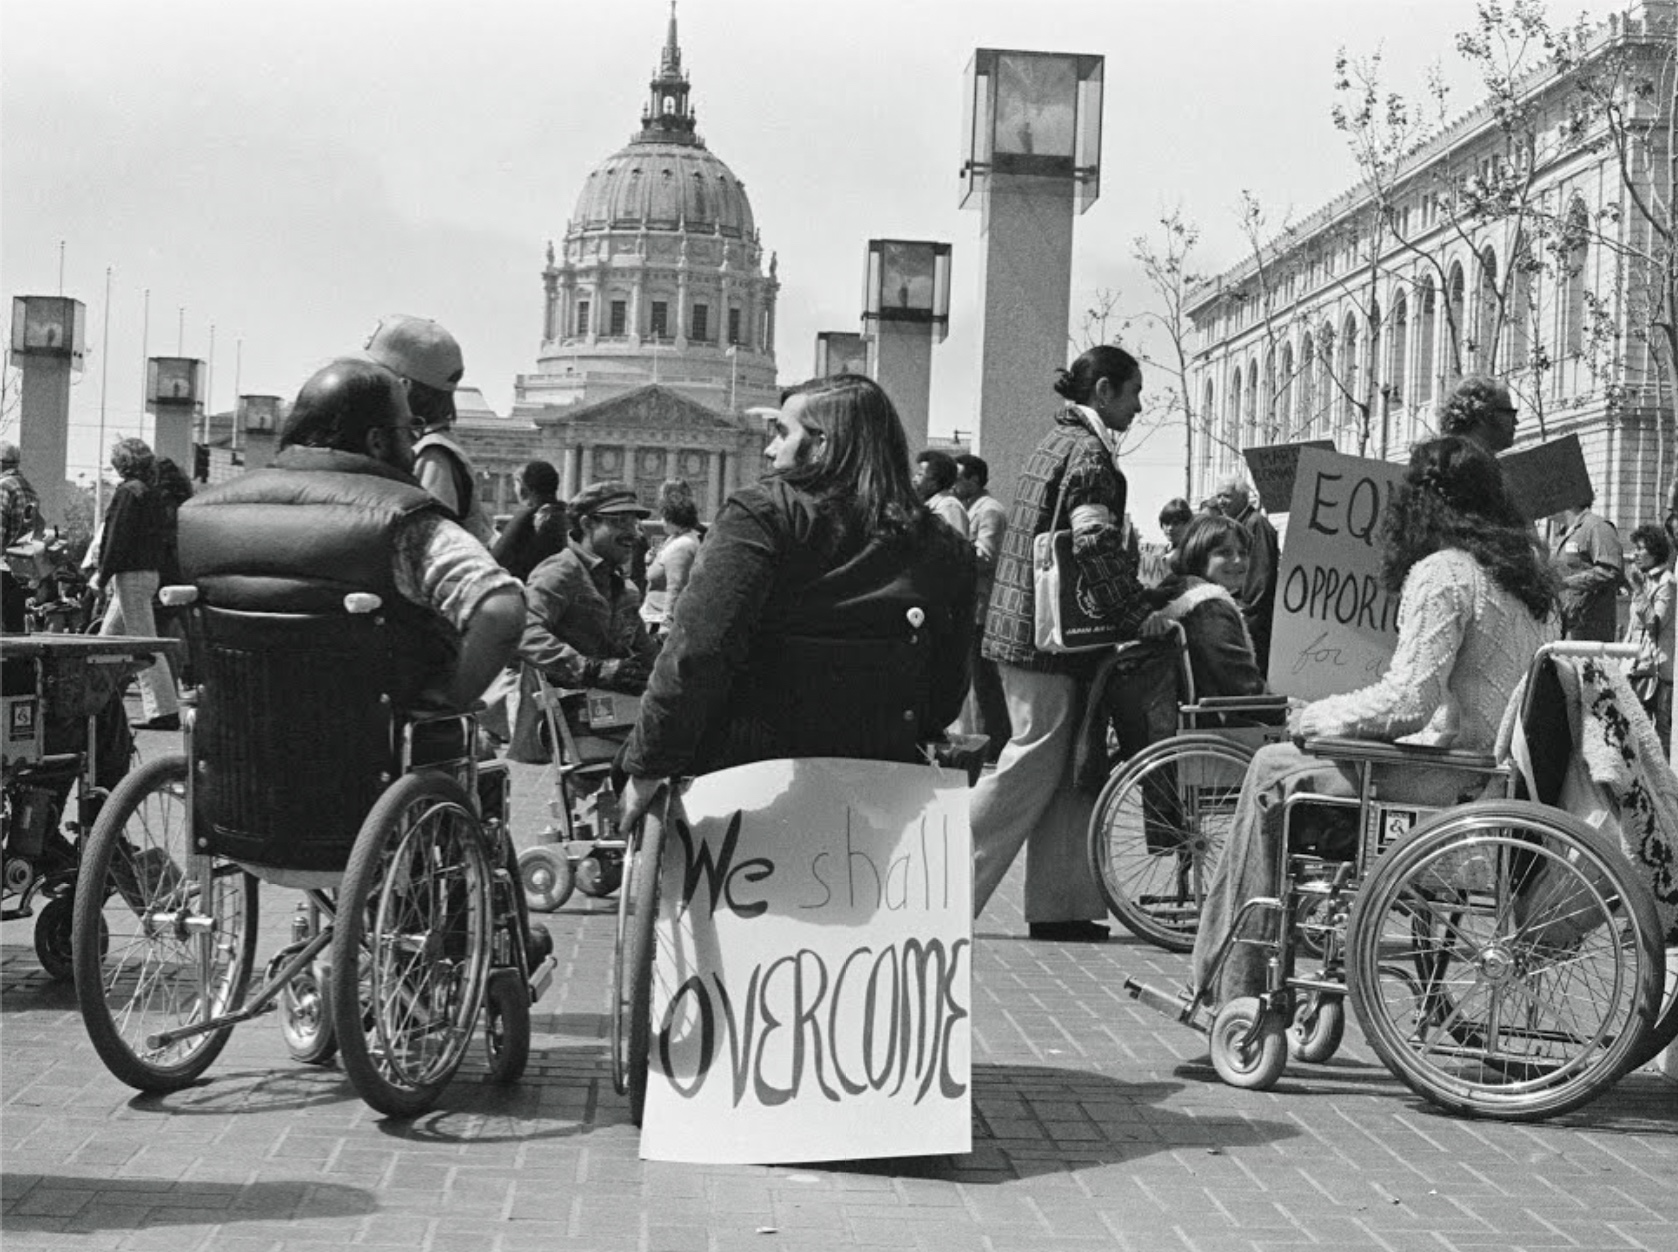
575,847,622,898
1211,996,1288,1090
519,844,574,912
1287,993,1346,1064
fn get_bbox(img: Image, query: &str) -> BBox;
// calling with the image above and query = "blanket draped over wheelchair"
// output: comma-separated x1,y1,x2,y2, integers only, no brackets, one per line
1498,656,1678,944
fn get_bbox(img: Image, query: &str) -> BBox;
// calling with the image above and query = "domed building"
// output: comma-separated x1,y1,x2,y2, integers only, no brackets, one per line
480,4,778,516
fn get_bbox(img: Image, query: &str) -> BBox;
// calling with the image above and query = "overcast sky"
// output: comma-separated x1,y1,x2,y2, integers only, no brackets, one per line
1,0,1626,531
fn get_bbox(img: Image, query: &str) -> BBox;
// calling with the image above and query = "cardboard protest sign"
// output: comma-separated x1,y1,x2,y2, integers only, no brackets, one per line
1498,435,1593,521
1269,447,1408,702
1138,541,1171,587
640,757,973,1164
1242,440,1335,514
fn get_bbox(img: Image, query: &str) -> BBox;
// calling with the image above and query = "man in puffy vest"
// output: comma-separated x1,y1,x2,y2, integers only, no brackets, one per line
178,357,522,712
363,314,496,546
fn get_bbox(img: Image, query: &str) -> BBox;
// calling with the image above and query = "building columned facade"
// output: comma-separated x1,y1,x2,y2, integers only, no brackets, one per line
1186,0,1674,533
457,4,778,518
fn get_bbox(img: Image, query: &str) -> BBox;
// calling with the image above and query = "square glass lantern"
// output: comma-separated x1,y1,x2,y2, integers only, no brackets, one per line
10,296,86,371
814,331,870,377
146,357,205,411
862,240,952,343
239,394,282,435
960,48,1103,212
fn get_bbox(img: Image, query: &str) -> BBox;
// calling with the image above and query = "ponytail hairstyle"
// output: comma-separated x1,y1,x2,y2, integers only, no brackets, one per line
1053,344,1141,405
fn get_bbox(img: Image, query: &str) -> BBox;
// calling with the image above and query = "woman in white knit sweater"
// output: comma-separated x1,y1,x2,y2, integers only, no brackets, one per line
1191,436,1562,1006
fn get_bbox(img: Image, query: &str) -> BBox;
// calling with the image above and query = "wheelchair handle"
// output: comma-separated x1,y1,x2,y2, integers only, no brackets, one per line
1535,640,1640,661
159,584,199,607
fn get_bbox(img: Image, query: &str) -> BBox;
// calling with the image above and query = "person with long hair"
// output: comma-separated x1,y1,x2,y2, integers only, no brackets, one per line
617,374,974,824
972,345,1152,942
93,437,180,730
1191,436,1561,1008
1140,514,1269,705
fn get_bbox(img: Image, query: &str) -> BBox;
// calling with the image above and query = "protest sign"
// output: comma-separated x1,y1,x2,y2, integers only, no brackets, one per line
1498,435,1593,520
1269,447,1408,702
1242,439,1335,514
1138,540,1171,587
639,757,974,1164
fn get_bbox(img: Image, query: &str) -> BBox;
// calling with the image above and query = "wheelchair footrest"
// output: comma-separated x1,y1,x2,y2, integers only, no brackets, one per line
526,955,556,1006
1123,977,1208,1035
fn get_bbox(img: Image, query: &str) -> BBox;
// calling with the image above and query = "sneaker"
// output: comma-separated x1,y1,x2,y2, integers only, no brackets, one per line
134,714,181,732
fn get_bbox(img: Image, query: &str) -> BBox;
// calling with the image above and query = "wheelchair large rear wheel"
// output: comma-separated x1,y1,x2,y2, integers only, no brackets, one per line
73,753,258,1092
612,803,667,1126
1349,801,1663,1121
1088,735,1251,952
331,772,493,1118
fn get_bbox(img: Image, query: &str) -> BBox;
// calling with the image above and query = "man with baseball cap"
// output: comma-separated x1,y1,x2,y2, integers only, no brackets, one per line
510,482,660,760
364,314,495,545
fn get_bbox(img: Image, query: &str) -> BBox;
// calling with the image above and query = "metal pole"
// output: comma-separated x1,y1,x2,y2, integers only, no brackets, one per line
139,288,150,447
96,266,112,530
58,241,65,295
203,322,215,445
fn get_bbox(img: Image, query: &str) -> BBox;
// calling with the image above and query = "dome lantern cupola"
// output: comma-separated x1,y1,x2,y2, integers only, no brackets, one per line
639,1,697,145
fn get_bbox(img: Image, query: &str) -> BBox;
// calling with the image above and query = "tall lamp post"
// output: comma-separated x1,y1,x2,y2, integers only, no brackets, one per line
238,394,282,473
813,331,869,377
146,356,205,473
861,239,950,451
9,295,86,531
961,48,1103,499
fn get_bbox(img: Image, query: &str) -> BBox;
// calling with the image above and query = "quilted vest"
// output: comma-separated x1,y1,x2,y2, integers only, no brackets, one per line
177,446,458,704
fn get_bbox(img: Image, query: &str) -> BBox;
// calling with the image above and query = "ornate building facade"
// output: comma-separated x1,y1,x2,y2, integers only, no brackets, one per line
457,4,777,518
1185,1,1674,533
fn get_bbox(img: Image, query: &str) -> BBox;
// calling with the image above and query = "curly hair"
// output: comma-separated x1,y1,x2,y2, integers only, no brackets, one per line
1631,521,1672,567
1380,436,1558,620
109,437,156,483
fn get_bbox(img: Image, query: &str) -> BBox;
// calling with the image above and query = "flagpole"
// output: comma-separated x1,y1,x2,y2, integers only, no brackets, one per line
95,266,112,530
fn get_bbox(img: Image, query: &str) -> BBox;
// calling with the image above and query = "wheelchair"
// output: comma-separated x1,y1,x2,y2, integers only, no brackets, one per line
1127,640,1677,1121
69,587,555,1118
2,633,158,980
1085,624,1288,951
516,667,641,912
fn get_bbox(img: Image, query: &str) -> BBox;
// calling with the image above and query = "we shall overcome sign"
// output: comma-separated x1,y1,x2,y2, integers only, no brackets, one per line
1270,447,1408,702
640,758,974,1164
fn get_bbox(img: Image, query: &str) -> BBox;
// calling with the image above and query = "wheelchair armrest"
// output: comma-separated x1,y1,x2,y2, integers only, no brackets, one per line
1186,695,1290,711
1299,735,1501,773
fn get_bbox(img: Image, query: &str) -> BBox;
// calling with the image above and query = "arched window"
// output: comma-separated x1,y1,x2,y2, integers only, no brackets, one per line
1415,277,1436,405
1446,261,1466,383
1228,366,1243,452
1508,235,1533,371
1297,333,1315,438
1561,198,1589,357
1387,290,1409,407
1341,313,1361,439
1245,360,1260,447
1474,246,1499,371
1278,344,1295,441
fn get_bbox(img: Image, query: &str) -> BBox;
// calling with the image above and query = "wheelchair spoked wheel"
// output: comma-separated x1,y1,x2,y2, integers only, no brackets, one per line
1349,802,1663,1121
330,772,493,1119
611,801,668,1126
1088,735,1251,952
73,753,259,1092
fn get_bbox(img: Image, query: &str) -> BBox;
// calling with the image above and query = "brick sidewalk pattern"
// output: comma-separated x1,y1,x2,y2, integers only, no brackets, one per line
3,749,1674,1252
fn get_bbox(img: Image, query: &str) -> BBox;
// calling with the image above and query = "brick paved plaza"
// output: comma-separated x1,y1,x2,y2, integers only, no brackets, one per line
3,735,1675,1252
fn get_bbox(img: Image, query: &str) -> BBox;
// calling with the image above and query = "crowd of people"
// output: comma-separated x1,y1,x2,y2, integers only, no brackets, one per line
7,318,1678,956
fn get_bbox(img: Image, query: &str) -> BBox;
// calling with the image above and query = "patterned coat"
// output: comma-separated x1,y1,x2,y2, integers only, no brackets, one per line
982,409,1150,675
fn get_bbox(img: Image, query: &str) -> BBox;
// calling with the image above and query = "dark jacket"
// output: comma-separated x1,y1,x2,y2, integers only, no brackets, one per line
620,479,976,778
98,478,166,579
177,447,457,707
492,500,567,581
982,410,1149,675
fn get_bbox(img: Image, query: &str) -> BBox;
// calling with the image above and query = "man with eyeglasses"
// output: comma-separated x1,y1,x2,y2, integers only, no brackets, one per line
177,357,524,714
364,314,497,545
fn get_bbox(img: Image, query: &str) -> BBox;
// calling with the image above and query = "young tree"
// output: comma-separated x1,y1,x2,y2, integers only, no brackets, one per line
1131,209,1208,496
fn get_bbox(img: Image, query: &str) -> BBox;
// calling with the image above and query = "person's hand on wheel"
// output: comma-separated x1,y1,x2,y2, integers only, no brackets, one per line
619,775,664,830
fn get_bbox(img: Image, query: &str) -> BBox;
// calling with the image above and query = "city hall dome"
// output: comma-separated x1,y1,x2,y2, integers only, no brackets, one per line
572,140,755,239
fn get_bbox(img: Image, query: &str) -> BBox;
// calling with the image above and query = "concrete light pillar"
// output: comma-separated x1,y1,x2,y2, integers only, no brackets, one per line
861,239,950,454
9,295,86,530
960,49,1104,502
146,357,205,474
974,176,1076,497
561,445,581,498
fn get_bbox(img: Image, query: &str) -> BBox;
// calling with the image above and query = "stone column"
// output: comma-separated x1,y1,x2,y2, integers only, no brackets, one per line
975,173,1076,504
152,405,195,480
17,359,72,530
871,322,935,452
